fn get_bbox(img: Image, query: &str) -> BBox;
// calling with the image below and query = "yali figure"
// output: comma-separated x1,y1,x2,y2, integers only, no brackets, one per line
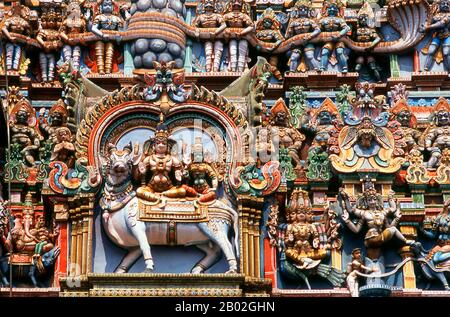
354,1,382,82
318,0,350,72
285,0,321,72
0,3,34,72
420,0,450,71
255,8,284,80
223,0,254,72
90,0,124,74
192,0,227,72
59,0,87,71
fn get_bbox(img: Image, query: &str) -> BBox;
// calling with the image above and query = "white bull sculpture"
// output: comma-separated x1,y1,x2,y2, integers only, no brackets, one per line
99,144,239,274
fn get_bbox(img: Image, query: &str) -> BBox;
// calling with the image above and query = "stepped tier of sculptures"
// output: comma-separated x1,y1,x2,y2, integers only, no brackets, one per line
0,0,448,83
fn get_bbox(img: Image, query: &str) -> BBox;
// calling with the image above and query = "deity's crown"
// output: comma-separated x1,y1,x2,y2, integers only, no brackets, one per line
324,0,345,9
49,99,68,117
257,8,280,29
358,1,375,19
22,193,34,217
390,99,410,115
287,188,312,215
322,0,345,16
155,113,170,140
361,178,379,200
294,0,312,8
270,98,290,119
316,98,339,118
11,99,34,117
432,97,450,113
192,136,204,154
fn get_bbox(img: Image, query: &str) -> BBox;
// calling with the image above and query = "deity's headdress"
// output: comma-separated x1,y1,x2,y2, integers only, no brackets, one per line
286,188,313,219
294,0,313,8
191,136,204,155
256,8,281,30
95,0,119,15
270,98,291,122
389,99,416,128
432,97,450,114
225,0,251,15
356,178,383,210
358,1,374,20
322,0,345,17
155,113,170,140
10,99,36,126
48,100,68,121
22,193,34,218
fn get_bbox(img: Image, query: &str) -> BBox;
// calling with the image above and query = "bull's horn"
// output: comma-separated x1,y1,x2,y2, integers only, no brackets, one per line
123,142,132,154
107,143,117,154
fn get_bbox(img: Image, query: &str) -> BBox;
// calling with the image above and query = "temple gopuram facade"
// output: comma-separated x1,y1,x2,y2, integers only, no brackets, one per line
0,0,449,298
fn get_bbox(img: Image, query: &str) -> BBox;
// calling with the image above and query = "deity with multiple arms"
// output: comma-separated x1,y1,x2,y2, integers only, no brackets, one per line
338,183,414,259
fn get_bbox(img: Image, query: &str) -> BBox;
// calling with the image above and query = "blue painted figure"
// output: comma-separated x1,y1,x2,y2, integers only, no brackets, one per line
419,199,450,269
419,0,450,71
285,0,321,72
318,0,350,72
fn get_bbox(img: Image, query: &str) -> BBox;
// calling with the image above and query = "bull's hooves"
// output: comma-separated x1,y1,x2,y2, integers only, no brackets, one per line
143,268,154,273
225,270,237,274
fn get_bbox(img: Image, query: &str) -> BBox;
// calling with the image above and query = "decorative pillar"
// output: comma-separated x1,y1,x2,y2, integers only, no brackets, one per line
331,249,342,271
69,218,78,276
399,246,416,289
254,208,262,278
247,211,255,277
413,50,420,72
76,217,83,275
53,202,69,287
263,238,277,287
238,196,264,277
239,202,250,275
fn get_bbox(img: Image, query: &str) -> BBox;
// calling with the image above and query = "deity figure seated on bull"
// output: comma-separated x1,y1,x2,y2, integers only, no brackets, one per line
100,137,239,274
135,116,218,207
